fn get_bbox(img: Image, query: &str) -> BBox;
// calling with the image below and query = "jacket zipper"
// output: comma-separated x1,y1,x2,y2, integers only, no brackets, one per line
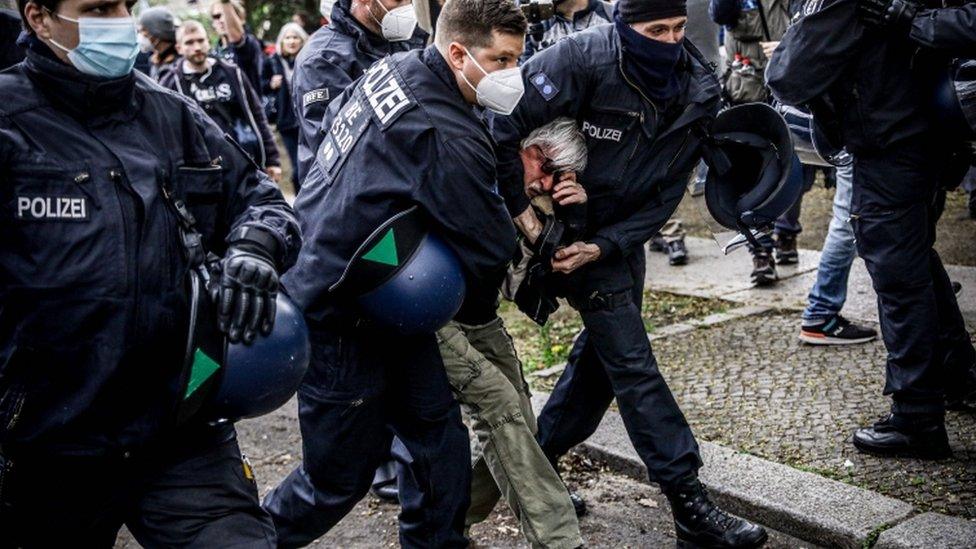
617,57,658,131
4,391,26,432
666,132,692,173
111,170,141,328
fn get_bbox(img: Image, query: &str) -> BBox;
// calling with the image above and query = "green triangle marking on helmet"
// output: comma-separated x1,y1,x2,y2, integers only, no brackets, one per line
184,349,221,400
362,228,400,267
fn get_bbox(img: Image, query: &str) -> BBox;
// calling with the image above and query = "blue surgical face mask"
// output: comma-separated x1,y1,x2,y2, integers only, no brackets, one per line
47,11,139,79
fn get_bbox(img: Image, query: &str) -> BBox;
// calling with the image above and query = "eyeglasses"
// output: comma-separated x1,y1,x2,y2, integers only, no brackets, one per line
540,155,558,176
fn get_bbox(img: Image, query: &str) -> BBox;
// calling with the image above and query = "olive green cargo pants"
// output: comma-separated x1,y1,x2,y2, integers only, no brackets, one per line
437,318,582,549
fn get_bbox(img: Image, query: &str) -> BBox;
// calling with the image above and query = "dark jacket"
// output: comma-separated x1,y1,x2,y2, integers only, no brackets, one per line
521,0,613,63
149,44,179,84
765,0,971,155
263,53,299,132
494,24,721,262
0,8,24,72
162,58,281,169
283,46,516,328
214,31,264,93
291,4,426,182
0,46,300,456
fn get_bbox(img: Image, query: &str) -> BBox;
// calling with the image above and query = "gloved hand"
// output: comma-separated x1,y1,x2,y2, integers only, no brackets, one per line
211,246,279,344
857,0,920,30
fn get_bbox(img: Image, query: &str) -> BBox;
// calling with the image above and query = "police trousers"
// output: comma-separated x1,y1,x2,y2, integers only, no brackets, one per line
262,324,470,548
437,318,582,549
0,423,275,549
539,247,702,488
851,139,975,417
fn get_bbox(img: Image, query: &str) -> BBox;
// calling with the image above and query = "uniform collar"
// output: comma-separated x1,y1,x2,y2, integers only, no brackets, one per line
21,38,138,121
330,5,394,56
332,5,428,58
422,45,466,104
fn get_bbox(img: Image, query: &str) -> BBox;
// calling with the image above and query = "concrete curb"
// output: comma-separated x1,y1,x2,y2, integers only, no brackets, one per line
530,392,976,548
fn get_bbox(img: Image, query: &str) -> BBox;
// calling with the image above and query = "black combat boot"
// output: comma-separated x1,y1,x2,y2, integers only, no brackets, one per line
665,475,768,549
852,414,951,459
750,250,777,287
945,363,976,411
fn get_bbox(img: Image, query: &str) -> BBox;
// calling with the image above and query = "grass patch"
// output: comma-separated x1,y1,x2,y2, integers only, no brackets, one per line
499,290,729,379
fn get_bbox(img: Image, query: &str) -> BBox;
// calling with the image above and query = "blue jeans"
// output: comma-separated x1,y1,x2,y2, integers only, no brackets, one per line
803,163,856,322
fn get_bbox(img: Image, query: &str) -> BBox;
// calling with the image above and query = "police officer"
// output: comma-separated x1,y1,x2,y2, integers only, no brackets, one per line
766,0,976,458
0,0,300,545
292,0,426,183
1,6,25,71
493,0,768,546
261,0,524,546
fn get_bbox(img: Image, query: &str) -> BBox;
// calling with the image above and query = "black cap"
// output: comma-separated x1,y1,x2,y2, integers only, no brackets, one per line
617,0,688,23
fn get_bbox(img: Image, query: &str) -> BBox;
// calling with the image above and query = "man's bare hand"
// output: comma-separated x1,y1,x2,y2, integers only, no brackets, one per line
514,206,544,244
552,241,601,274
551,173,586,206
761,41,780,59
270,74,284,90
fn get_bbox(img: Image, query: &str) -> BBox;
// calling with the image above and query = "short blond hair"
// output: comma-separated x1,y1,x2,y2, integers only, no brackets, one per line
177,19,208,43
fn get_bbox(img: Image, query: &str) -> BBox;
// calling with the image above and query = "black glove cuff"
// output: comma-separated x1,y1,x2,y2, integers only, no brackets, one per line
228,226,281,266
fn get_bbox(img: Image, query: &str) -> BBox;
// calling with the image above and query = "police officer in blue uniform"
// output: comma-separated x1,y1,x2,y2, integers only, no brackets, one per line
0,0,301,546
493,0,768,547
261,0,525,546
291,0,427,183
1,7,25,71
766,0,976,458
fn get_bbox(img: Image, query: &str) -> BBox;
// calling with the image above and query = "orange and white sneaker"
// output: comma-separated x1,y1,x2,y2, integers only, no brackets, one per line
800,315,877,345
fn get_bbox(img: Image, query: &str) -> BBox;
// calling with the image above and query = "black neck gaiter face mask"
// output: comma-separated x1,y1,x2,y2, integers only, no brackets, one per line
614,13,683,102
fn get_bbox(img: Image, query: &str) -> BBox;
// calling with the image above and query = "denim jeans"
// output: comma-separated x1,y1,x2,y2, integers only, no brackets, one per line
803,163,856,322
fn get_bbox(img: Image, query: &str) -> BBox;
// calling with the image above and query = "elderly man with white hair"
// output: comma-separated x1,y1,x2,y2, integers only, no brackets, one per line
437,117,588,549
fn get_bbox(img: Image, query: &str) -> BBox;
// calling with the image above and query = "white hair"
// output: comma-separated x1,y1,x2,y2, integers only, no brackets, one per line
521,117,588,174
276,22,309,55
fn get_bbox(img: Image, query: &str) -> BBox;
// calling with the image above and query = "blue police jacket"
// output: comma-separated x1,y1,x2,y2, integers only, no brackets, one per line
765,0,975,155
0,44,301,456
283,46,516,326
291,4,427,183
494,24,721,261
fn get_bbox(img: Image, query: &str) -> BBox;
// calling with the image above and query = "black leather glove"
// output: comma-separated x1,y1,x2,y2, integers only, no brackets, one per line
857,0,920,30
211,245,279,344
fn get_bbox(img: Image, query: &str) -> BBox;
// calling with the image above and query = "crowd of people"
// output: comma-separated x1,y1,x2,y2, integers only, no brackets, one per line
0,0,974,547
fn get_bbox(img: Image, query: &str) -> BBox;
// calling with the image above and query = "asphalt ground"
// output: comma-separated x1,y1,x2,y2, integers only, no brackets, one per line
115,403,800,548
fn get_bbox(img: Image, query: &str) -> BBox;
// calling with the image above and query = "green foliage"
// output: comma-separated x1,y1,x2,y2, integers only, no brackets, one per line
242,0,321,41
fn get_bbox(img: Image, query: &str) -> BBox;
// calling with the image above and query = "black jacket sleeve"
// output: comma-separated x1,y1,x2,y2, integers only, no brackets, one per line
910,5,976,55
185,99,301,270
261,55,279,96
493,37,591,218
765,0,865,106
414,135,516,282
292,56,357,182
240,69,281,168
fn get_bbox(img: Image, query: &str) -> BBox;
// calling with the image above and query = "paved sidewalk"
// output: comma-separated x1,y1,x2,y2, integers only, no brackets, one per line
644,237,976,330
637,238,976,519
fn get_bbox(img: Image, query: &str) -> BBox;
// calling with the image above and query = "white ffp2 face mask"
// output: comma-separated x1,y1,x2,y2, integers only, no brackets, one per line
459,48,524,116
374,2,417,42
320,0,337,18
